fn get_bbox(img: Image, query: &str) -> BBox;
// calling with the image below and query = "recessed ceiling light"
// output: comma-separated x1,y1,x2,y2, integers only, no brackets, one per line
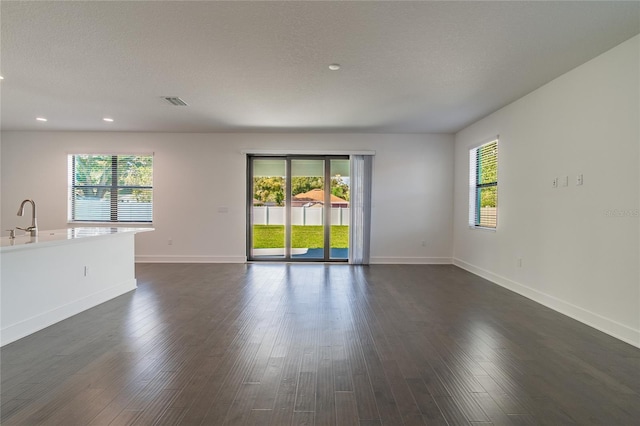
103,117,114,122
328,64,341,71
36,117,47,122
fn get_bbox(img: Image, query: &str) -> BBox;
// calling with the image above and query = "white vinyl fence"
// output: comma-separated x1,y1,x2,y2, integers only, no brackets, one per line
479,207,497,228
73,199,152,222
253,207,349,226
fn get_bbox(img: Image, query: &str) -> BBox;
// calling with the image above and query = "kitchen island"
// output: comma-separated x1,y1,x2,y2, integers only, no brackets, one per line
0,227,152,346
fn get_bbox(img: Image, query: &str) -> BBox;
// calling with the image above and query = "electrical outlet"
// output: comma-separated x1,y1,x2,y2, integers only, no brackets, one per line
552,177,558,188
576,174,583,186
84,266,89,277
168,238,173,245
561,176,569,187
421,240,426,247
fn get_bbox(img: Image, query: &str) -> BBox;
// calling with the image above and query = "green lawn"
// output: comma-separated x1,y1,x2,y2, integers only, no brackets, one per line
253,225,348,248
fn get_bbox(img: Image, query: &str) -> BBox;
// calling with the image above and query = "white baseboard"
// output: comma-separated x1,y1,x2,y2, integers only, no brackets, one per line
452,258,640,349
137,256,452,265
137,255,452,264
1,279,137,347
136,255,247,263
370,256,452,265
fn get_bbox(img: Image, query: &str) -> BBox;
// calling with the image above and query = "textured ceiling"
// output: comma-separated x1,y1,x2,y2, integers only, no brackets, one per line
1,1,638,133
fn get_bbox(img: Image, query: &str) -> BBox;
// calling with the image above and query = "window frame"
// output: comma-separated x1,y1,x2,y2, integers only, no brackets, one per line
68,153,154,224
468,138,498,230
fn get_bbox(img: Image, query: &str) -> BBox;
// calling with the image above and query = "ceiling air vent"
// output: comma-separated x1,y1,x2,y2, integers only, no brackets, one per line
162,96,188,106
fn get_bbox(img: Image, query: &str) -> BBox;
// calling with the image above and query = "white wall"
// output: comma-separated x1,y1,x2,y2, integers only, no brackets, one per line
0,133,454,264
453,36,640,347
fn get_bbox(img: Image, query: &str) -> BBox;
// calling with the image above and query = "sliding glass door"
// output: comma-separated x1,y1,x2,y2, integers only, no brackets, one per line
329,158,350,260
290,158,326,259
247,155,349,262
249,158,287,259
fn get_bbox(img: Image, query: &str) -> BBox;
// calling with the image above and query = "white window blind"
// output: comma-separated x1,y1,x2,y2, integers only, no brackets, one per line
68,154,153,223
469,139,498,229
349,155,373,265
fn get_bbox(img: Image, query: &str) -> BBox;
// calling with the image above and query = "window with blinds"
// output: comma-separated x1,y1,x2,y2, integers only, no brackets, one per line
68,154,153,223
469,139,498,229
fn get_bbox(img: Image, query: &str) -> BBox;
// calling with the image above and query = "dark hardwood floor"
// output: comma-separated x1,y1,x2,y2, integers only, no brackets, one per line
1,263,639,425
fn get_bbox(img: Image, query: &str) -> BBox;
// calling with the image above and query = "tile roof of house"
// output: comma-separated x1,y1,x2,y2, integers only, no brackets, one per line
292,189,348,204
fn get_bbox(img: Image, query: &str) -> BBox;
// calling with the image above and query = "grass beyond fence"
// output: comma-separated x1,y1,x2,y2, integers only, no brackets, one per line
253,225,348,248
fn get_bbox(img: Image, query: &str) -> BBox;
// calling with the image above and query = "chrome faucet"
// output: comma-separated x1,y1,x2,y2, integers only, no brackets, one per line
17,199,38,237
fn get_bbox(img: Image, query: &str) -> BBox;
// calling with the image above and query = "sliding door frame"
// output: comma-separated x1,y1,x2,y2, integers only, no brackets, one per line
246,154,349,262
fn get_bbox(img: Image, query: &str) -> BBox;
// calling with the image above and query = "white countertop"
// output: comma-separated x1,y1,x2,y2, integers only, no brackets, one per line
1,227,153,252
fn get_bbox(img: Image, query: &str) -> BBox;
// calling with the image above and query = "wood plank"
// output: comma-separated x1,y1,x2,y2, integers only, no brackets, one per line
292,410,315,426
380,360,424,425
335,391,359,426
294,371,316,412
405,377,448,425
151,407,186,425
315,346,336,426
359,342,403,424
